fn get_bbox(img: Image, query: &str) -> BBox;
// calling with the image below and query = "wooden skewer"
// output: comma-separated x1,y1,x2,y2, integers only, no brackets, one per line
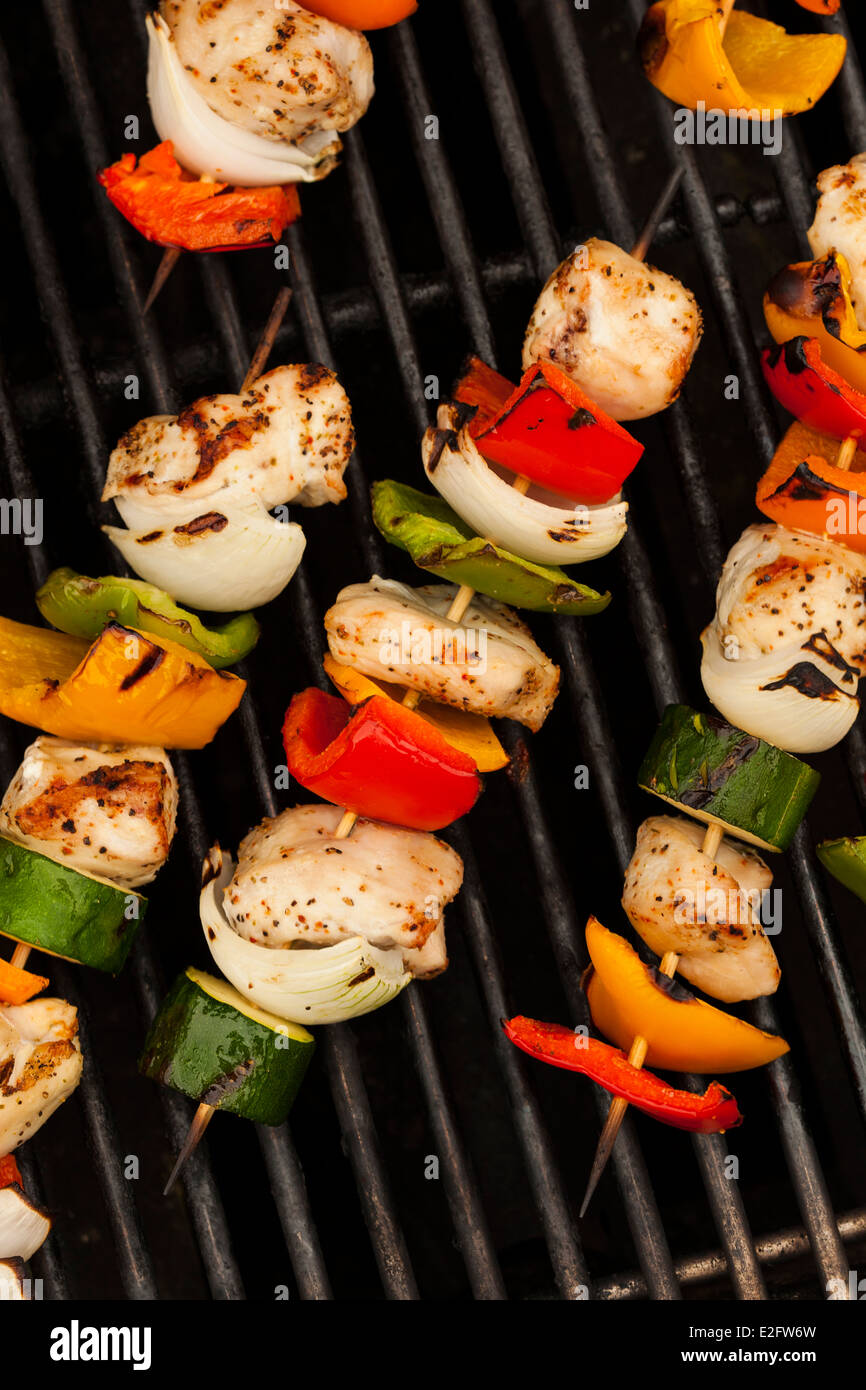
163,1101,215,1196
142,245,184,314
9,942,31,971
835,434,860,472
580,820,725,1217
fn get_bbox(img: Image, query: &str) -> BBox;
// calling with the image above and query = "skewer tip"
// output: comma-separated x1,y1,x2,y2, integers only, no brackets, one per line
142,245,183,315
162,1101,215,1196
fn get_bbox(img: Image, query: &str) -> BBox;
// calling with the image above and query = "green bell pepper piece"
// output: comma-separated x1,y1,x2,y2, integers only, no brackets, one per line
36,568,260,670
371,479,611,615
817,837,866,906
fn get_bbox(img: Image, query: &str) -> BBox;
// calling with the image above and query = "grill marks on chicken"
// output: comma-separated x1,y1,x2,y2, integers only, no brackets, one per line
223,804,464,977
103,364,354,520
0,1000,83,1157
161,0,374,145
0,738,178,888
622,816,780,1003
324,575,560,730
522,238,702,421
808,153,866,331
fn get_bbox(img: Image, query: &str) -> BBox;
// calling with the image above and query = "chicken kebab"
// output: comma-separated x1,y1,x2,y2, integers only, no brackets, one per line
504,151,866,1211
99,0,415,306
139,191,710,1183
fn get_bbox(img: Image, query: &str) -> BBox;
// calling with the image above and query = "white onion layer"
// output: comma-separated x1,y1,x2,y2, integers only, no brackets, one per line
104,494,306,611
0,1186,51,1262
422,404,627,565
200,847,411,1025
146,13,341,186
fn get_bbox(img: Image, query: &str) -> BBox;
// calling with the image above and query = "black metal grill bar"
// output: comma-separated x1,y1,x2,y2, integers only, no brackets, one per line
596,1206,866,1301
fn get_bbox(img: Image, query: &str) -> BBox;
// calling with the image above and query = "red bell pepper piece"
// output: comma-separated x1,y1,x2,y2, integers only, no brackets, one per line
796,0,839,13
0,1155,23,1189
762,337,866,442
503,1016,743,1133
453,357,643,504
99,142,301,252
453,356,515,433
282,688,481,831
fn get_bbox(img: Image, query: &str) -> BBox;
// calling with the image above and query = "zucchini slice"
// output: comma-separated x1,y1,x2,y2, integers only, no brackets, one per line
816,837,866,906
139,968,314,1125
638,705,820,852
0,836,145,972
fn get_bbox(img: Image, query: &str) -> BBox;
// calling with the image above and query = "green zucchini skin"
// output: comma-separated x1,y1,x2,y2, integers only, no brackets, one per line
817,837,866,906
0,836,145,972
139,972,314,1125
639,705,820,852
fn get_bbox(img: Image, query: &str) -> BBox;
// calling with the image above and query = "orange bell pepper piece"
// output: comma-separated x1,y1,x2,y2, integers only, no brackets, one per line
764,252,866,398
583,917,788,1073
796,0,839,12
323,653,508,771
0,1155,23,1189
756,420,866,553
0,618,245,748
639,0,846,116
299,1,417,27
0,955,48,1005
99,141,301,252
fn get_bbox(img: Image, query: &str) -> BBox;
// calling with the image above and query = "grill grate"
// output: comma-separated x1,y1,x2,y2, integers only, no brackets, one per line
0,0,864,1300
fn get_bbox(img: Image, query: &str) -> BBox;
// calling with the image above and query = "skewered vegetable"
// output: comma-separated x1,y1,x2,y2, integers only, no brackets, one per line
503,1015,742,1133
99,141,301,251
0,618,245,748
808,153,866,330
522,238,702,420
203,806,462,1014
816,836,866,906
300,1,418,26
638,0,846,117
36,568,260,669
372,480,611,615
638,703,820,851
0,1258,28,1299
583,916,788,1072
463,360,644,503
147,6,372,186
139,968,314,1125
756,421,866,551
761,338,866,443
0,1177,51,1262
422,404,628,566
282,687,481,831
764,252,866,397
324,576,560,731
621,816,780,1002
323,655,509,771
0,958,48,1007
0,999,83,1156
0,838,145,974
700,524,866,753
0,738,178,889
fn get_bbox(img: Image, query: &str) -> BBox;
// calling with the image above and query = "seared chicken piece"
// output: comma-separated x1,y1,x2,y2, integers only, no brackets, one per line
622,816,780,1003
0,738,178,888
522,238,702,420
224,804,463,977
103,364,354,527
324,575,560,731
0,999,83,1157
711,524,866,670
808,153,866,330
161,0,374,145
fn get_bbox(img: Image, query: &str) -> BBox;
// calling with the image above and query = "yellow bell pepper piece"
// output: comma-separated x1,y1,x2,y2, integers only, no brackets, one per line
639,0,846,116
764,252,866,397
323,653,508,772
583,916,788,1073
0,617,245,748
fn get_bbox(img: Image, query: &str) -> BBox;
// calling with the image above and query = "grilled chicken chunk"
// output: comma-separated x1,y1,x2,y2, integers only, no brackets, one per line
0,738,178,888
622,816,780,1003
522,238,702,420
161,0,374,145
224,804,463,977
0,999,83,1157
808,153,866,330
103,364,354,526
710,524,866,670
324,575,560,731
